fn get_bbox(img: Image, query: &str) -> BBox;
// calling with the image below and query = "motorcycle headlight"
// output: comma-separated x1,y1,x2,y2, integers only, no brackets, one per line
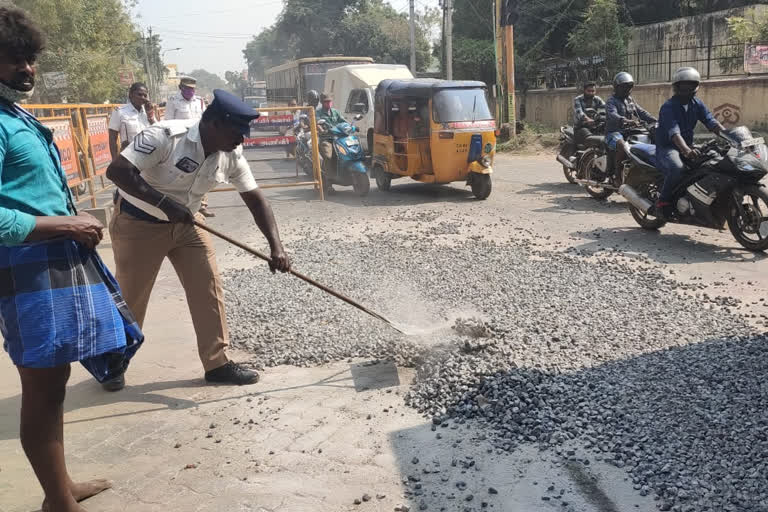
480,155,492,168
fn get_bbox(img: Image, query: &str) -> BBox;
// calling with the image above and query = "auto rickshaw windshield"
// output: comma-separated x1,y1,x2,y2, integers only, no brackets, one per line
433,89,493,123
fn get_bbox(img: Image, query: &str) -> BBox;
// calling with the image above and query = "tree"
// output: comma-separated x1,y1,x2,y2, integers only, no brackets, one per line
11,0,146,103
188,69,228,98
727,6,768,43
225,70,248,98
568,0,628,64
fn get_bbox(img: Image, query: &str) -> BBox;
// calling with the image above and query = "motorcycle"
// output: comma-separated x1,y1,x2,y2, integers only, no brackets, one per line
575,120,656,200
557,107,606,184
293,115,314,177
619,126,768,252
318,116,370,197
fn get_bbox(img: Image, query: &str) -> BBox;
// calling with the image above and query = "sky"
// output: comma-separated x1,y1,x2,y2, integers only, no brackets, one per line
133,0,433,79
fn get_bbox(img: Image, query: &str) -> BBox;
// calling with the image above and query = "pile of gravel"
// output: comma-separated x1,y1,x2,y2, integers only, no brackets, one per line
222,228,765,511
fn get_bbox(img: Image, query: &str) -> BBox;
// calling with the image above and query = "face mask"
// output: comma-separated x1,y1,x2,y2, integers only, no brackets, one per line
0,80,34,104
181,87,195,100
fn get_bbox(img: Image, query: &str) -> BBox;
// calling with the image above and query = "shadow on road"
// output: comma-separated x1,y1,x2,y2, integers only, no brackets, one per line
572,226,768,264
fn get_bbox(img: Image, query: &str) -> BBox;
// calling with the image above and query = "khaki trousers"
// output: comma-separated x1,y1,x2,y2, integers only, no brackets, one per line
109,202,229,372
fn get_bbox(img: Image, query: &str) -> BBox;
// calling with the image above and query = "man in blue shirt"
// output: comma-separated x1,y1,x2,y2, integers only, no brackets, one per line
0,7,138,511
650,67,724,218
605,72,657,185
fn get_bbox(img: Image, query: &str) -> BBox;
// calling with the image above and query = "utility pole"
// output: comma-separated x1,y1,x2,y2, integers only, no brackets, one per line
445,0,453,80
409,0,416,74
497,0,516,136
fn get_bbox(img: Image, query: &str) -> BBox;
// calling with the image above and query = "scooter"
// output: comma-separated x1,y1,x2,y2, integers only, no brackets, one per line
293,115,314,177
318,116,370,197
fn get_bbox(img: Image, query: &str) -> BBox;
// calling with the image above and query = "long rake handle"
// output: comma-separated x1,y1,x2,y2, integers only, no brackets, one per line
193,221,404,334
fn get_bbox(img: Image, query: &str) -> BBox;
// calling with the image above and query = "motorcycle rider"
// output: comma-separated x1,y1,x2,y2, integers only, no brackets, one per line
649,67,724,219
306,89,320,109
573,81,605,145
605,72,657,186
317,92,347,181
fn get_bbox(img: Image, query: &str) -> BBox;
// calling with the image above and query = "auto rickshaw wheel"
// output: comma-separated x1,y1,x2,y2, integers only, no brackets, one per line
352,172,370,197
375,170,392,192
471,174,492,200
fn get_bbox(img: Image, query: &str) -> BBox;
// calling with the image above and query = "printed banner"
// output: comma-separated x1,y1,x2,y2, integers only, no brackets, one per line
244,135,296,148
87,115,111,175
42,119,81,186
250,114,295,132
744,44,768,74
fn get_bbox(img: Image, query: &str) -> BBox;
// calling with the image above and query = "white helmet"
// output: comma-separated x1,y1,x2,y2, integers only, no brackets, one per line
672,67,701,85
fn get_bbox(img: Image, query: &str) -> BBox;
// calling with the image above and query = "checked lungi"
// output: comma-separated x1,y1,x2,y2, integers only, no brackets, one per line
0,239,143,382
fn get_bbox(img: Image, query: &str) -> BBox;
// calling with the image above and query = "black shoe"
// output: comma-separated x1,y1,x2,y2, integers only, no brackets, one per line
101,373,125,392
204,361,259,385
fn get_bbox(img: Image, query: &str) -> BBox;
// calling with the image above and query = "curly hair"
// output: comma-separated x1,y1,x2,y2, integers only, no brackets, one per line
0,6,45,60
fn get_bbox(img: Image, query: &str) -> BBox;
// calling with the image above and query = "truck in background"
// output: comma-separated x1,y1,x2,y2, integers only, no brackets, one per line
324,64,414,154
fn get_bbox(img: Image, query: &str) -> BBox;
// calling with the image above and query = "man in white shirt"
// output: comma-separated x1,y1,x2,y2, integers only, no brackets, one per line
165,76,216,217
105,89,290,389
108,82,156,159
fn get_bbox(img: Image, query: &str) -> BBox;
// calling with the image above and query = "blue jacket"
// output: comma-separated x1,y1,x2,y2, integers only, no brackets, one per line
657,96,719,149
606,95,657,133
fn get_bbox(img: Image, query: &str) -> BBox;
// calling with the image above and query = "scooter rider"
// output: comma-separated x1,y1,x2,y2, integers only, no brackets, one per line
649,67,724,219
605,72,657,186
573,81,605,145
306,89,320,109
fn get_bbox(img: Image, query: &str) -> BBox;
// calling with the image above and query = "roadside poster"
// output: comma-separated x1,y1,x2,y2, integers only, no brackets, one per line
41,118,81,186
243,135,295,148
42,71,68,90
87,115,111,174
118,68,135,86
744,44,768,74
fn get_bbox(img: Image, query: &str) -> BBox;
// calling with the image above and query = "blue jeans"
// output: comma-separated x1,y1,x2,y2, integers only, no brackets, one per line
657,147,685,203
605,132,624,150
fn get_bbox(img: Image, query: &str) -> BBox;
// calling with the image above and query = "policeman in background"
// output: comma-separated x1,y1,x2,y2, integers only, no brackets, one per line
165,76,215,216
108,82,156,160
105,89,291,390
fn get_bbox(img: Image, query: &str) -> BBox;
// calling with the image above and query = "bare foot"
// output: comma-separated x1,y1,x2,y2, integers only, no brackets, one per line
41,500,88,512
42,479,112,511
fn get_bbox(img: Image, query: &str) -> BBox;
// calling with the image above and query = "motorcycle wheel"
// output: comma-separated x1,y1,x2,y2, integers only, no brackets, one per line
580,152,613,200
727,185,768,252
559,145,577,184
352,172,370,197
629,183,666,230
471,174,492,200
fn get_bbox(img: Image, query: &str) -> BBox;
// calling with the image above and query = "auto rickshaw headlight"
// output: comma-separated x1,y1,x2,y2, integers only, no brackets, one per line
480,155,492,168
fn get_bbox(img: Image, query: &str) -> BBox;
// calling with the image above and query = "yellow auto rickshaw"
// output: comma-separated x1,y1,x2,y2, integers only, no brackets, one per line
370,79,496,199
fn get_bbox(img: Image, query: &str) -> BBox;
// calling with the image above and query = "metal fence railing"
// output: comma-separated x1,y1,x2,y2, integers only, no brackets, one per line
523,43,746,90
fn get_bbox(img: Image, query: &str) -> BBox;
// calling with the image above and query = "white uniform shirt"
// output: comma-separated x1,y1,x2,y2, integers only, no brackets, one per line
164,91,205,120
119,120,257,220
108,103,151,146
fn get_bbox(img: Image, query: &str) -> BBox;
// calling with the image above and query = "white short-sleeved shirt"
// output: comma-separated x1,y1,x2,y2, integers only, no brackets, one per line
108,103,151,145
118,120,257,220
164,92,205,121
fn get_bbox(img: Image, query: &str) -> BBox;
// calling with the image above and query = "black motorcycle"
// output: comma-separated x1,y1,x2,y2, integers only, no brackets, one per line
619,126,768,252
557,108,606,184
576,120,656,200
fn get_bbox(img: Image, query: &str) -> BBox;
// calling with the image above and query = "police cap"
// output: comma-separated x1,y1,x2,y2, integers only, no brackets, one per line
208,89,260,136
180,77,197,88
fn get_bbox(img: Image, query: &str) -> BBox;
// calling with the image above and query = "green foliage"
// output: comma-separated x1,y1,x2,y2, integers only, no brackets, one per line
11,0,145,103
567,0,628,58
188,69,228,98
728,8,768,43
224,70,248,97
243,0,434,77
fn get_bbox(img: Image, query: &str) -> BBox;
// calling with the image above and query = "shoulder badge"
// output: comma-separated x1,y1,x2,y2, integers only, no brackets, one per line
133,132,156,155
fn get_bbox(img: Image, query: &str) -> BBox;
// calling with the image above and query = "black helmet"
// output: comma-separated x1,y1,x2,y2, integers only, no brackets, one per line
613,72,634,88
306,89,320,106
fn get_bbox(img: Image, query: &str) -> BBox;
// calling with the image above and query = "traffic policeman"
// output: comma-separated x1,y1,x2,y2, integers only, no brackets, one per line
105,89,291,390
165,76,215,217
164,76,205,121
108,81,156,159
